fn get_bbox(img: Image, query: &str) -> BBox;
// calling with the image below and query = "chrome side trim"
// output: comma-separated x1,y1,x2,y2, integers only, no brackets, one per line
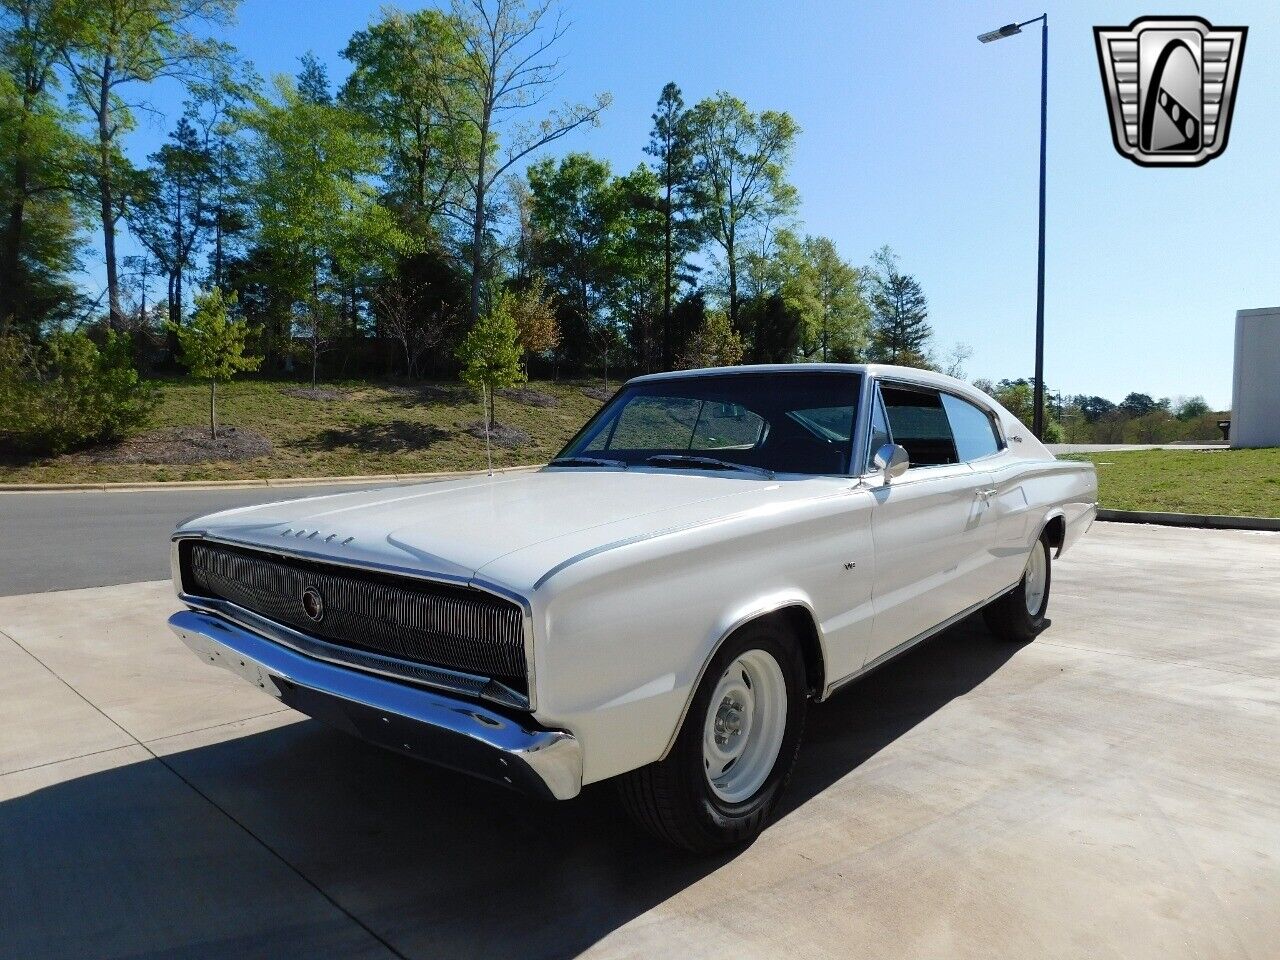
169,609,581,799
179,592,530,710
657,598,825,761
172,532,539,710
821,582,1021,699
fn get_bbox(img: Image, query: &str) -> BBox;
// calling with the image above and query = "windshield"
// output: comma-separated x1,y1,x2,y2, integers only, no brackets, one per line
556,371,862,475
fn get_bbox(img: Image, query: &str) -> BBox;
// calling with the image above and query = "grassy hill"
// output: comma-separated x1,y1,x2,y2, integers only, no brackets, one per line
0,377,606,485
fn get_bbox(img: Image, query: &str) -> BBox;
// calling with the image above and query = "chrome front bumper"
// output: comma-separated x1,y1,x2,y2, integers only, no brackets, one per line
168,609,582,800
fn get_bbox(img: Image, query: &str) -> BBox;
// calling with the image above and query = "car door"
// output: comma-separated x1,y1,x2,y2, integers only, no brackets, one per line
939,391,1008,597
864,381,995,664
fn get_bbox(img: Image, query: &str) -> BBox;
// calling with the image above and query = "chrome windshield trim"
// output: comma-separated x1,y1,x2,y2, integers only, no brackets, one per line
172,531,538,710
179,593,531,710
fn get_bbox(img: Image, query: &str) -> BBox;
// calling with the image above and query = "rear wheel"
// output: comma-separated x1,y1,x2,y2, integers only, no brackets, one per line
983,532,1052,643
617,621,807,852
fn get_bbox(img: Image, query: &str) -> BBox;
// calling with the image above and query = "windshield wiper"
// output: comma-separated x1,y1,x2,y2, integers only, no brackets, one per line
548,456,628,469
644,454,774,478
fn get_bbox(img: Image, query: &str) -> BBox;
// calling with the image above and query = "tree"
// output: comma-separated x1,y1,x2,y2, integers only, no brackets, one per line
866,246,932,366
1072,394,1116,423
242,68,411,385
185,65,254,290
791,235,867,362
457,288,524,426
1174,395,1210,420
687,92,798,331
645,82,700,368
340,8,471,245
993,378,1058,440
0,0,87,337
607,163,664,373
941,342,972,379
127,116,214,328
1118,392,1164,417
525,152,616,369
170,287,258,439
60,0,235,329
446,0,609,325
676,308,742,370
369,278,456,379
509,274,558,373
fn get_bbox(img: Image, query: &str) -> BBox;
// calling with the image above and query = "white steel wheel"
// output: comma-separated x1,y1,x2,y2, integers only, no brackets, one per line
702,649,788,803
1024,539,1048,616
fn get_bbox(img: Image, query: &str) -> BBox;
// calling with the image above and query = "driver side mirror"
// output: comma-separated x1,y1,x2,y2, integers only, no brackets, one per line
873,443,910,483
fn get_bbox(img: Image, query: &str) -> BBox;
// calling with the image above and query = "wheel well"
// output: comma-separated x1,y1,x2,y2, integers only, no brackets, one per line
1043,515,1066,556
756,605,825,697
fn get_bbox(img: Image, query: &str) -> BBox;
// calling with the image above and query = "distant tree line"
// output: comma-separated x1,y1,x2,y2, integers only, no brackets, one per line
973,380,1225,444
1,0,949,393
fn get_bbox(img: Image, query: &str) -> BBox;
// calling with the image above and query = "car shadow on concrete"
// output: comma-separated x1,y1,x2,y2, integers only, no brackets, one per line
2,615,1022,960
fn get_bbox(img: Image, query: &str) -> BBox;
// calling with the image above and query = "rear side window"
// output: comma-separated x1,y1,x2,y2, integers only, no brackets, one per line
941,394,1002,462
880,385,958,467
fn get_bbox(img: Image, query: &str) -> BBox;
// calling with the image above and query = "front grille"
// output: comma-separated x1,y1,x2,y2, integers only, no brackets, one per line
181,541,527,694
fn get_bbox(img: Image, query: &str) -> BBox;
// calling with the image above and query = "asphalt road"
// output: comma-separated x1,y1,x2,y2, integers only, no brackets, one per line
0,484,395,596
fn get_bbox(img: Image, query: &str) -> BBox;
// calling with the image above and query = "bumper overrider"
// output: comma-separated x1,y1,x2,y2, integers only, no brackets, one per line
168,609,582,800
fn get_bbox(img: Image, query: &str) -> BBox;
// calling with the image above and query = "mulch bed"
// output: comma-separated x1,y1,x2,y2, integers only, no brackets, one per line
580,386,613,402
463,420,531,449
499,387,560,407
88,426,274,464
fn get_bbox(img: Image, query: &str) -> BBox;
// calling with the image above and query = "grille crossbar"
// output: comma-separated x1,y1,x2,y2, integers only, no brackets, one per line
184,542,527,689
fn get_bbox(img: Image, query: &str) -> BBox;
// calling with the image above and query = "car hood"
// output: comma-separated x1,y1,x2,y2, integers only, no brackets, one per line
179,469,806,588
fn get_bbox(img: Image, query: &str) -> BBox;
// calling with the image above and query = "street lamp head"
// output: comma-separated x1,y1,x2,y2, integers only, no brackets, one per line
978,23,1022,43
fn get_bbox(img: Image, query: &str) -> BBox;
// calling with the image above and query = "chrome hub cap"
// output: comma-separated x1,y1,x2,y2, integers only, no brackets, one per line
703,649,787,803
1024,542,1048,616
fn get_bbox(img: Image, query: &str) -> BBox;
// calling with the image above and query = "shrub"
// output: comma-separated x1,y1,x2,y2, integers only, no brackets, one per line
0,331,159,455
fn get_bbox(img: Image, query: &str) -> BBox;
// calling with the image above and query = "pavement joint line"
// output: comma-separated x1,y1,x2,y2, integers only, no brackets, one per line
0,744,135,781
141,707,296,746
0,625,410,960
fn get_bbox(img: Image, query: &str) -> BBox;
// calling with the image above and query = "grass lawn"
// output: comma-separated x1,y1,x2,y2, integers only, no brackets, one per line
1061,448,1280,517
0,377,606,485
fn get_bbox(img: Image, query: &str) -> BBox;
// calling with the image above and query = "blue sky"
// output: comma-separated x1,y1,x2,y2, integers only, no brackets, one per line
112,0,1279,408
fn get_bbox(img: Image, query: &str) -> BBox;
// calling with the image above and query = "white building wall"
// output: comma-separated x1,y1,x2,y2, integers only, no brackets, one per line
1231,307,1280,448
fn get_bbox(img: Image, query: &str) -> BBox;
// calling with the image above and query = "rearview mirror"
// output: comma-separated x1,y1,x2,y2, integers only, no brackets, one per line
873,443,910,483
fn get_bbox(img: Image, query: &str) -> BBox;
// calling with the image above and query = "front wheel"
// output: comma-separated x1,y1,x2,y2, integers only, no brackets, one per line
984,531,1052,643
617,621,807,852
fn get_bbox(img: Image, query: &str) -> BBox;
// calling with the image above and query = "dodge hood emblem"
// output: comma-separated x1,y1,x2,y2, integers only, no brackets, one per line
1094,16,1247,167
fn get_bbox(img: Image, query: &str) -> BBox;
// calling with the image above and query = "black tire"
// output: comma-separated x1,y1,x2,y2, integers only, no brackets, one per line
983,532,1052,643
617,620,808,853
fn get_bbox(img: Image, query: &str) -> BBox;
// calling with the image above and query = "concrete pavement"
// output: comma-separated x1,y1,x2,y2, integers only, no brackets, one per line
1,522,1278,959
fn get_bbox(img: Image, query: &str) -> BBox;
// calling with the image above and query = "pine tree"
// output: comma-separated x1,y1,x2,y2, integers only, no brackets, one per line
645,82,700,368
867,247,932,366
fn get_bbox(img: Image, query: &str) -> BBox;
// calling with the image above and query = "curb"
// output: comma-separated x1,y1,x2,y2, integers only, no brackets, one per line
0,464,542,494
1097,509,1280,532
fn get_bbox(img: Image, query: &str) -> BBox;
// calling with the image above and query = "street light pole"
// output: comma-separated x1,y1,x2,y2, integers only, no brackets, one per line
979,14,1048,440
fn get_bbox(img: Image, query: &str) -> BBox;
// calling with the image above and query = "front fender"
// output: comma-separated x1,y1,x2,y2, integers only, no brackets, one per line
525,488,870,785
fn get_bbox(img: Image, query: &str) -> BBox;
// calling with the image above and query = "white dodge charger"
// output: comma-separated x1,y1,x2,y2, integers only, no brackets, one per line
169,364,1097,851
